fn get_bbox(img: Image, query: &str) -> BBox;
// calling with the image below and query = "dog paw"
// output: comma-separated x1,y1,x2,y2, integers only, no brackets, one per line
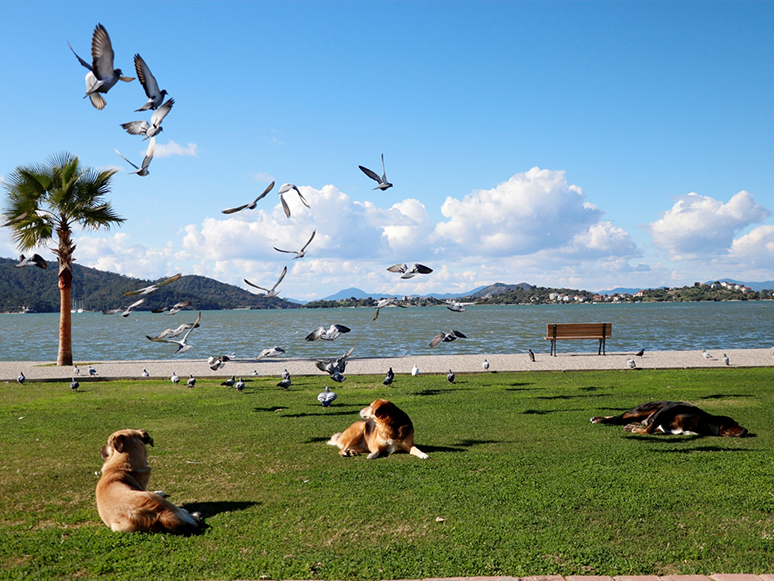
191,511,203,523
153,490,167,498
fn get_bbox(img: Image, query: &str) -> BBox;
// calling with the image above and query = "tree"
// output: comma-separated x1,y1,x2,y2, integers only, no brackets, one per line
2,153,124,365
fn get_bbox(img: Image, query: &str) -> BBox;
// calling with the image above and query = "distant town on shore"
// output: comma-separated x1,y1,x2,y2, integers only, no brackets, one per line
1,256,771,314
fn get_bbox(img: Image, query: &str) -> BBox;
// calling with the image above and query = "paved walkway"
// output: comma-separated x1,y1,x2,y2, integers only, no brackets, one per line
2,348,773,382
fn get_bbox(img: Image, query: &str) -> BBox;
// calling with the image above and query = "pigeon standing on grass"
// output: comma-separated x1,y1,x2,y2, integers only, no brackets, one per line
235,378,245,392
170,372,180,385
17,372,25,384
187,374,196,388
447,369,455,384
70,378,79,392
383,367,394,386
221,376,236,388
317,386,337,409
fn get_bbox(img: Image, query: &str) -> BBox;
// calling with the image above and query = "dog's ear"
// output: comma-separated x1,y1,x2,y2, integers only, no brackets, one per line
100,444,111,461
111,433,126,453
138,429,154,447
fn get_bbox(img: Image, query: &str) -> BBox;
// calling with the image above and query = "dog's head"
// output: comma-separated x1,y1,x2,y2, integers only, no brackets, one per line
714,416,748,438
101,429,154,462
360,399,413,434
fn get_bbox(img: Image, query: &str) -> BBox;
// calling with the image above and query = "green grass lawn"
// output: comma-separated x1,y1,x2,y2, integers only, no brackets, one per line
1,368,773,580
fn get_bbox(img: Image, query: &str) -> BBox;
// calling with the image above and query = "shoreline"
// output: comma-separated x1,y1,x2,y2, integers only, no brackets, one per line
3,348,773,382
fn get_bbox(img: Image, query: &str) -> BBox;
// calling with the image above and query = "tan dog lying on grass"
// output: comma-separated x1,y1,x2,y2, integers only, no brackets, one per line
96,429,202,533
328,399,429,459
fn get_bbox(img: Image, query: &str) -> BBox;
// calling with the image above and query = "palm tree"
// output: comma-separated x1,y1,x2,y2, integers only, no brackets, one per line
2,153,124,365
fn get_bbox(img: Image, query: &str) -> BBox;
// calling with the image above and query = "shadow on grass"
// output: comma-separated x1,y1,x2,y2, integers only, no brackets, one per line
536,393,609,400
280,406,367,418
626,434,757,445
701,393,755,399
521,408,588,415
411,388,456,396
181,500,259,520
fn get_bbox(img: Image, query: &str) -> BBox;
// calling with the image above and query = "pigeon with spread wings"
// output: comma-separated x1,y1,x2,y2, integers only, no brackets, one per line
359,154,393,191
133,53,168,111
277,184,310,218
122,273,181,297
274,230,315,259
245,266,287,297
69,23,135,110
222,181,275,214
115,136,155,177
387,263,433,279
121,97,174,139
146,312,201,354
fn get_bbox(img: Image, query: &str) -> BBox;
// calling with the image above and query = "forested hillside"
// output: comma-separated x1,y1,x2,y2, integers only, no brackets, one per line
0,257,299,313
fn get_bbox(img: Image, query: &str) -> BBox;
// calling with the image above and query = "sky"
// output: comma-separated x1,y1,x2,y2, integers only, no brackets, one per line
1,0,773,301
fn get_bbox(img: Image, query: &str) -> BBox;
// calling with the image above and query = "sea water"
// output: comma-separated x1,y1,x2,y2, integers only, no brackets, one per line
1,301,771,362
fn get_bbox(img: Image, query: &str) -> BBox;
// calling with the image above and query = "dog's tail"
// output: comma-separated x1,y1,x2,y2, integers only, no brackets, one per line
327,432,342,448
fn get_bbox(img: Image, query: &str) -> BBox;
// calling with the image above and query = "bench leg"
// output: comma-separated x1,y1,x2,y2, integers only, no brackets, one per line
550,340,556,357
598,338,606,355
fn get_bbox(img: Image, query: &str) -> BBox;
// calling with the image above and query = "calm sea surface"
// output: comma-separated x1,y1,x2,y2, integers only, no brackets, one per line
1,301,772,362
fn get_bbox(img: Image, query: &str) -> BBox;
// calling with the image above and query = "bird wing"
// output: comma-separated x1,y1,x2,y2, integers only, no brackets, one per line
68,42,92,70
387,263,408,273
306,327,324,341
452,330,467,338
253,181,275,204
413,263,433,274
271,266,288,291
151,98,174,126
1,210,30,227
300,230,316,252
133,53,160,99
381,153,388,182
278,183,298,196
115,148,140,171
121,273,180,296
296,189,310,208
279,193,291,218
141,137,155,169
31,254,47,269
333,324,351,334
121,120,151,136
126,298,146,310
273,247,295,255
429,333,444,347
244,279,270,292
222,203,249,214
90,23,116,79
359,165,382,184
181,312,202,342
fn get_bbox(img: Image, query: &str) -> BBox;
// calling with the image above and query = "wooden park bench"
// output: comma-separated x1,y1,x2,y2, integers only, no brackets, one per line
545,323,612,356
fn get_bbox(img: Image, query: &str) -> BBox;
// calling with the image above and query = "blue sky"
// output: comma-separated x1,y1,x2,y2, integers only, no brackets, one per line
1,1,773,300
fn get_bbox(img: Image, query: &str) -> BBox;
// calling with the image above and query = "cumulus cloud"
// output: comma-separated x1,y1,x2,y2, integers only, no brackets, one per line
154,140,198,158
728,225,774,268
433,167,639,263
648,191,771,260
74,232,179,278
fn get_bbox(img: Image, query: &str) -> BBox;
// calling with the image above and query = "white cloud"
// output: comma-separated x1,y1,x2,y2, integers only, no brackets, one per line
648,191,771,260
728,225,774,268
74,232,179,279
253,172,275,183
434,167,607,256
154,140,198,159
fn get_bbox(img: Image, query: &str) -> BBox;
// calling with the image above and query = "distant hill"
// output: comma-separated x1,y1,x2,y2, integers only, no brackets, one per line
469,282,533,298
0,257,299,313
321,287,382,301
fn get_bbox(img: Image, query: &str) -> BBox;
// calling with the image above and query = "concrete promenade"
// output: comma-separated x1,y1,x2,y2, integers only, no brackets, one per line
2,348,773,383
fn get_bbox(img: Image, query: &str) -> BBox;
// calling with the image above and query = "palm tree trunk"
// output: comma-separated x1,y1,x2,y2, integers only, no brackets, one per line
58,267,73,366
56,225,75,366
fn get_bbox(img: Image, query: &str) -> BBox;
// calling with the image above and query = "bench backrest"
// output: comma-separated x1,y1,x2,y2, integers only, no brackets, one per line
546,323,612,339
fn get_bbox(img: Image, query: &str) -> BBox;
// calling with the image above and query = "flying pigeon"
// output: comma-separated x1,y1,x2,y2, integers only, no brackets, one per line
15,254,47,269
317,386,337,409
274,230,316,259
315,347,355,375
146,312,201,354
69,23,135,110
115,136,155,177
122,273,181,297
151,300,192,315
257,346,285,359
306,323,351,342
277,183,310,218
429,329,467,348
120,298,145,317
151,320,201,340
245,266,287,298
133,53,168,111
373,297,406,320
359,154,393,191
222,181,275,214
120,97,174,139
387,263,433,279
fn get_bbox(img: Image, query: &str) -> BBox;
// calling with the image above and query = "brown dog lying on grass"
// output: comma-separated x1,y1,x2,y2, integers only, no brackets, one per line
591,400,748,437
328,399,429,459
96,429,203,533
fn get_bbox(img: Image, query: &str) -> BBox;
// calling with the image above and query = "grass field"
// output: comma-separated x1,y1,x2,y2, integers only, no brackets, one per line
1,367,773,580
